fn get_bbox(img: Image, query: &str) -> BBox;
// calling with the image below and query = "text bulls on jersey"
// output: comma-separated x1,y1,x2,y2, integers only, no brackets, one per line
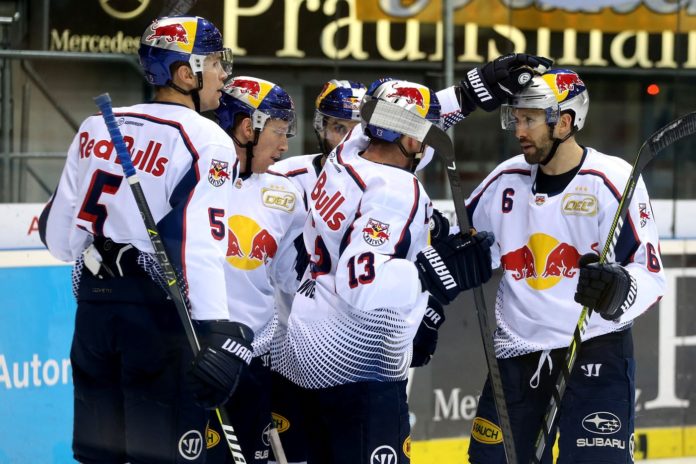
79,131,168,177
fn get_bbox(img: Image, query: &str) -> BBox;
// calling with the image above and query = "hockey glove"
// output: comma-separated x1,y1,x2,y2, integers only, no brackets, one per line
429,208,450,245
459,53,554,113
574,253,637,321
411,297,446,367
190,320,254,409
415,231,494,305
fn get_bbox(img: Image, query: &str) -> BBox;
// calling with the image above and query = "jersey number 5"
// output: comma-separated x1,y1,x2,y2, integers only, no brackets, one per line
77,169,123,235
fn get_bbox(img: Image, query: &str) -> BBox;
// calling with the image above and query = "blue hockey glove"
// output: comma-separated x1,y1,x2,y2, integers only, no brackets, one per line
415,231,494,305
429,208,450,245
574,253,637,321
411,297,446,367
459,53,553,113
190,320,254,409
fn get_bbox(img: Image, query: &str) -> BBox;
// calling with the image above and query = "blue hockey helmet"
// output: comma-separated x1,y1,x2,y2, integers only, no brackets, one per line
313,80,367,133
362,78,441,143
138,16,233,88
216,76,296,137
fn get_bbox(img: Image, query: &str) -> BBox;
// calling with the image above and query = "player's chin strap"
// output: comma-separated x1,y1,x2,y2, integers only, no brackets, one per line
396,140,426,173
314,128,331,157
168,81,203,113
230,127,262,177
540,125,577,166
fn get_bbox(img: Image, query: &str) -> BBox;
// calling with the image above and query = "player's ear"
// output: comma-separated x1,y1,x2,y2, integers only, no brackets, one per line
556,112,574,138
172,63,196,89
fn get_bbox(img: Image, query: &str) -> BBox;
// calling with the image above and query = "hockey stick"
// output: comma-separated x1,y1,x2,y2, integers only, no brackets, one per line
530,110,696,464
160,0,197,16
93,93,248,464
361,99,519,464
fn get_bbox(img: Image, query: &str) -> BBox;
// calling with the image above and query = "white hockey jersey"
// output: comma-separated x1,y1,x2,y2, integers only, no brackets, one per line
275,128,432,389
223,171,306,356
40,102,239,321
466,148,666,358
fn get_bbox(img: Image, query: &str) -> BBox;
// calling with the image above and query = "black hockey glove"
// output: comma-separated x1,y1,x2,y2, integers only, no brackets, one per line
190,320,254,409
429,208,450,245
411,297,446,367
415,231,494,305
574,253,637,321
459,53,554,113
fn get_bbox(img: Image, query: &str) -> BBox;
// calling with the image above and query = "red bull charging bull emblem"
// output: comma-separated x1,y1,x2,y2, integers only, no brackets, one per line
500,233,582,290
146,21,189,44
387,84,426,109
226,215,278,271
362,218,390,247
639,203,651,227
229,78,262,100
208,159,230,187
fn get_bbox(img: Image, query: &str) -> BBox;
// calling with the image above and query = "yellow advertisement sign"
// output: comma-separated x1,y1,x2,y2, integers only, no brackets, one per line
356,1,696,33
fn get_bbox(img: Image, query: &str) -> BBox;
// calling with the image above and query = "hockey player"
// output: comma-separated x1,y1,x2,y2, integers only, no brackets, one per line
204,76,306,464
271,77,499,463
268,79,366,464
38,16,254,463
466,69,666,463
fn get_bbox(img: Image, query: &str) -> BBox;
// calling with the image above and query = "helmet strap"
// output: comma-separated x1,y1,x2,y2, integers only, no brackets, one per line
540,125,576,166
396,140,424,173
168,81,202,113
230,126,261,177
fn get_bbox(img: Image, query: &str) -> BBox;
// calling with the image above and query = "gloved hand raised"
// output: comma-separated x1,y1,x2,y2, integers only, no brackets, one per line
459,53,553,113
190,320,254,409
411,297,446,368
415,231,495,305
574,253,637,321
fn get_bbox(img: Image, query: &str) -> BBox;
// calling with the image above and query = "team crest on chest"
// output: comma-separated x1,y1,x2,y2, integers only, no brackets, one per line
534,194,547,206
362,218,390,246
208,159,230,187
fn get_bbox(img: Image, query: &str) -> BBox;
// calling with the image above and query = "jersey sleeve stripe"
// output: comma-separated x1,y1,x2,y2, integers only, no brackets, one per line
467,168,532,214
283,168,309,177
393,178,420,259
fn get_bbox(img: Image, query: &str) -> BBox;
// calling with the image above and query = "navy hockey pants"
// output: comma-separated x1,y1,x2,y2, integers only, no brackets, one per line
468,329,635,464
72,271,208,463
302,380,411,464
269,370,308,464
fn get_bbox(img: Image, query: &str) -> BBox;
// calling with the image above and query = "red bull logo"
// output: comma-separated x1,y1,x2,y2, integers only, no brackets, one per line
387,85,425,109
146,21,189,44
362,218,390,247
226,215,278,270
500,233,582,290
555,72,585,94
229,78,262,100
639,203,651,227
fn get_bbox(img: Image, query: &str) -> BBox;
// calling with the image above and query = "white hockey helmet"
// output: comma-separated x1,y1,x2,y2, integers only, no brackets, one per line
501,69,589,133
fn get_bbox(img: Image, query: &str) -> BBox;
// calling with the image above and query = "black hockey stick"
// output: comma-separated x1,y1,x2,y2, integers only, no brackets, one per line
361,99,519,464
160,0,197,16
94,93,248,464
530,111,696,464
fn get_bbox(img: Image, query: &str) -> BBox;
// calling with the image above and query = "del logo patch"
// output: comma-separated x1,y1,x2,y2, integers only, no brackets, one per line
208,159,230,187
562,193,597,216
471,417,503,444
362,218,390,246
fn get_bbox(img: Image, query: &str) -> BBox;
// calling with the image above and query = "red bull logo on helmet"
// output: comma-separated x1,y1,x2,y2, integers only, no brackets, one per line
543,70,586,103
225,77,274,108
144,19,196,53
226,215,278,271
386,83,430,117
362,218,390,247
500,233,583,290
